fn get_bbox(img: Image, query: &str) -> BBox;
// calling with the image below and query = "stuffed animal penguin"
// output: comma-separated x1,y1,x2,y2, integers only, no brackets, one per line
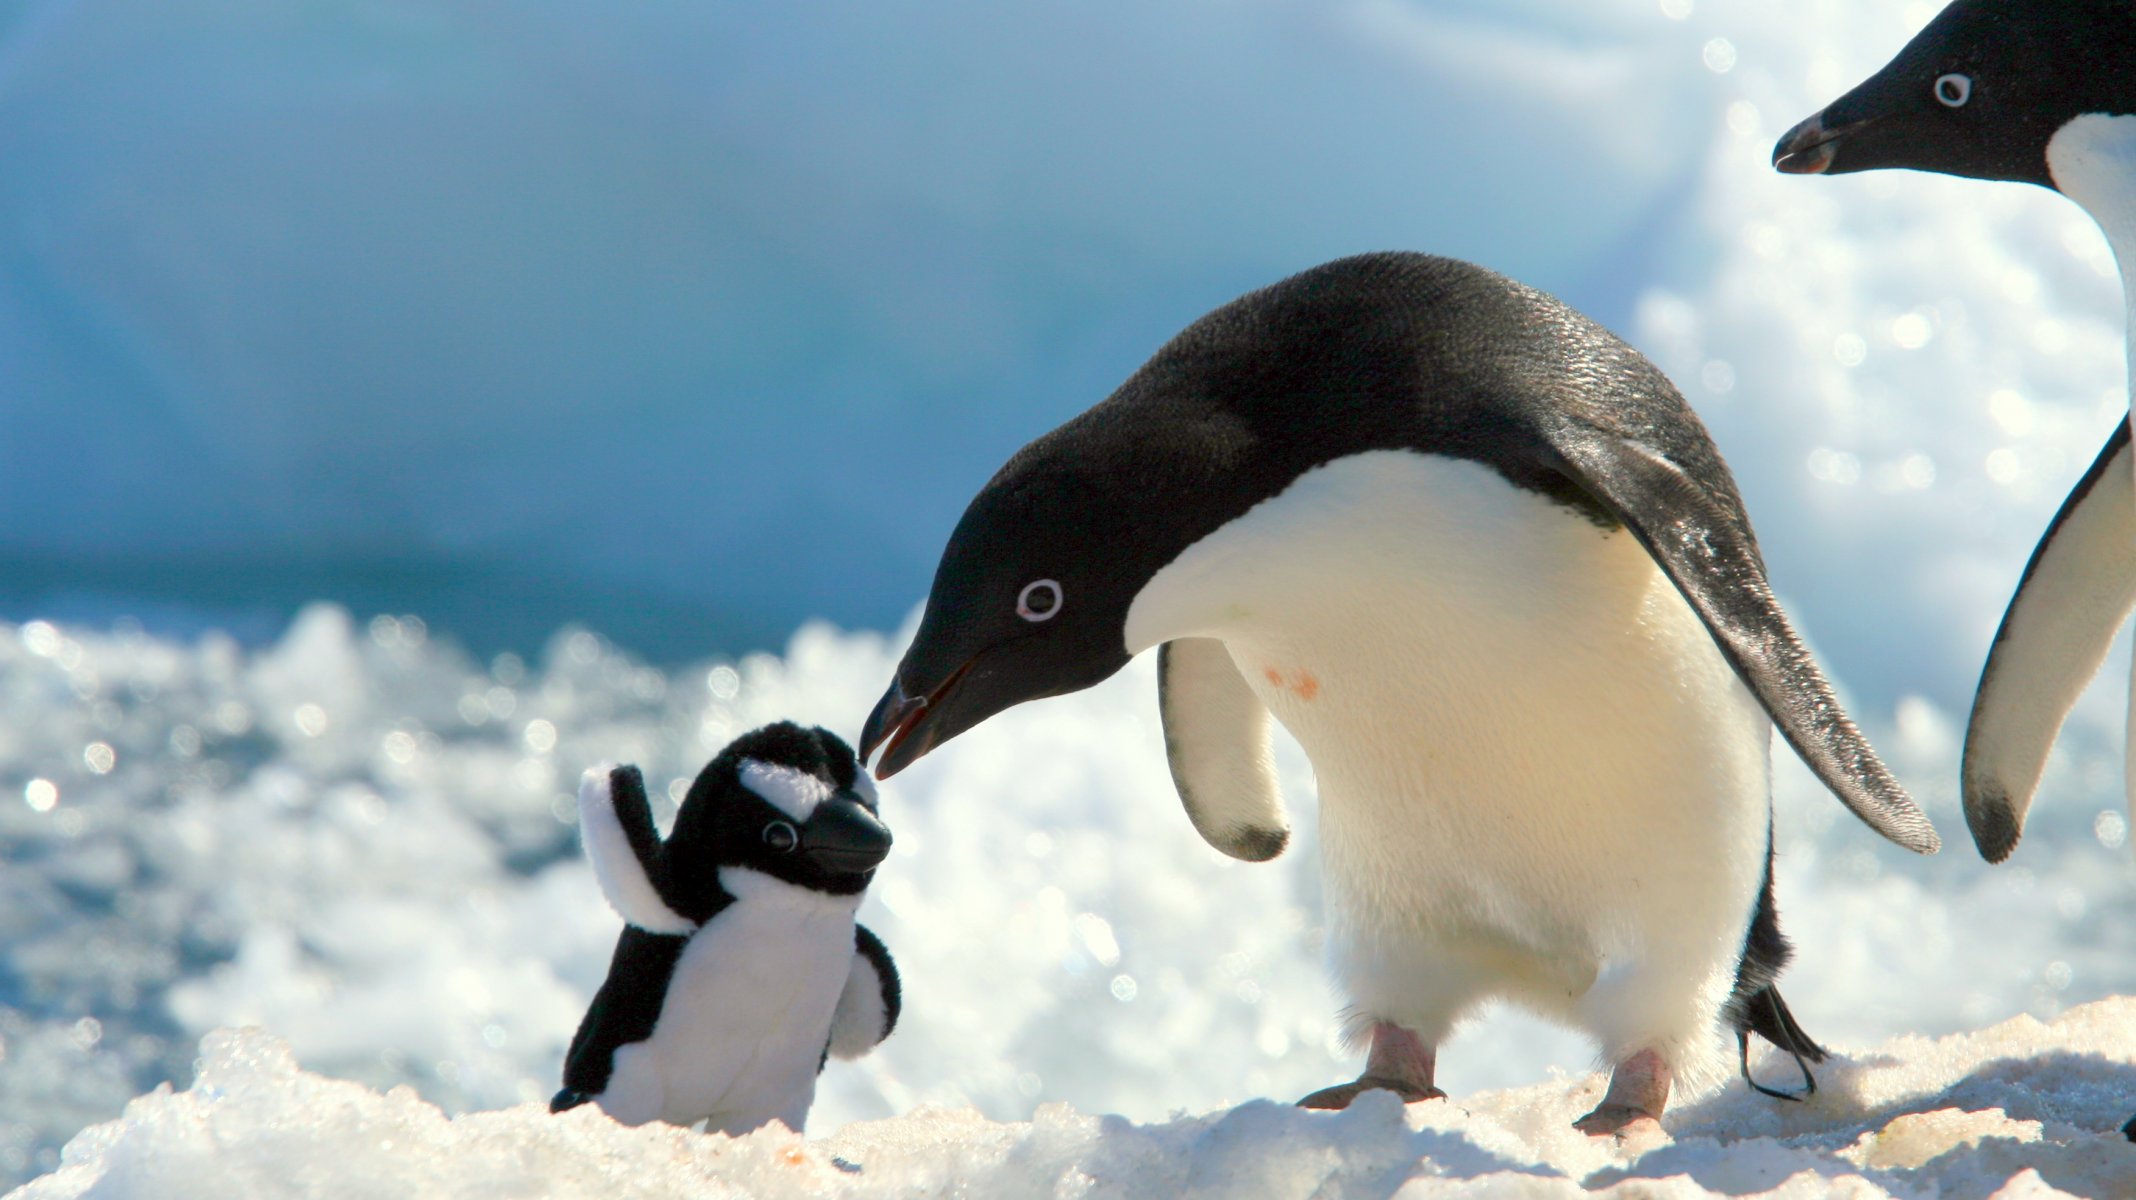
551,722,900,1136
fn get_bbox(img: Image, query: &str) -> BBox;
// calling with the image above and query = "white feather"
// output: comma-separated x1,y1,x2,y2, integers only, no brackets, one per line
1124,451,1772,1089
740,758,835,821
2048,113,2136,827
577,765,695,936
826,947,891,1060
595,865,862,1135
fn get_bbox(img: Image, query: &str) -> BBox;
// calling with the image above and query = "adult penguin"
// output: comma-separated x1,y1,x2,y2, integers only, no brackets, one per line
859,252,1938,1135
1775,0,2136,865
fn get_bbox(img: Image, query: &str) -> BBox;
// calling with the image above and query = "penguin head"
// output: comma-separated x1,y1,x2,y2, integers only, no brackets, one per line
857,442,1158,777
671,722,892,895
1773,0,2136,187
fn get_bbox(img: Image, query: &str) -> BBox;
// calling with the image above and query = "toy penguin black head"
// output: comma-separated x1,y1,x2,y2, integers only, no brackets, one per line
669,722,892,898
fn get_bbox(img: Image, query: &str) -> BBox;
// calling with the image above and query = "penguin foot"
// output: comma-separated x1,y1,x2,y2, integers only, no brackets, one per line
1297,1075,1446,1110
1573,1048,1671,1137
1570,1103,1661,1137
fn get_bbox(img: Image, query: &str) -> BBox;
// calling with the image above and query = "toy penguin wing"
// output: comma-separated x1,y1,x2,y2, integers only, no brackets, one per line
579,764,697,935
1155,638,1291,862
553,926,690,1110
825,925,901,1061
1963,420,2136,862
1545,425,1940,854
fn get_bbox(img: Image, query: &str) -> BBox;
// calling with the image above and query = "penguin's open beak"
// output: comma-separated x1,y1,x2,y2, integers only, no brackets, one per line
802,795,893,873
858,661,972,778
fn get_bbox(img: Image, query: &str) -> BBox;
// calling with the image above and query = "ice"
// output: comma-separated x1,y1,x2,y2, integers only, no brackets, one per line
2,609,2134,1194
13,1004,2136,1199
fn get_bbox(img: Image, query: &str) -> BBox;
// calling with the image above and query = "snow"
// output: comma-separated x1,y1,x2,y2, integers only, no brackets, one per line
2,611,2135,1195
14,1005,2136,1198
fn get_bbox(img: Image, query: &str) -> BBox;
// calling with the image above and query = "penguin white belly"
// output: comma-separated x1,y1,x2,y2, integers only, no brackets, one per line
2047,113,2136,820
1131,451,1772,1074
607,868,861,1135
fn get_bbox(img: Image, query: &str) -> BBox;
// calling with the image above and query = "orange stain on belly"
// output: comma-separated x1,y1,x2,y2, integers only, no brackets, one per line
1264,666,1321,702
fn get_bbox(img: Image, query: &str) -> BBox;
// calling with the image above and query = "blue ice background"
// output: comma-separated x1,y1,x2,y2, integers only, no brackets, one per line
1,0,1722,666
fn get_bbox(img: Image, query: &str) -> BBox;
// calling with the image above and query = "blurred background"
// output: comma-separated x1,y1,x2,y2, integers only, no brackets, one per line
2,0,2133,1189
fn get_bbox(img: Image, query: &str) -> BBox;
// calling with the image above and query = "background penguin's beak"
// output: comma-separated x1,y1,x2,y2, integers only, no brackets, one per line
801,795,893,873
1773,112,1851,174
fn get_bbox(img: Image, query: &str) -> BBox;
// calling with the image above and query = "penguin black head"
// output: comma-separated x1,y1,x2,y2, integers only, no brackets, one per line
1773,0,2136,187
672,722,892,896
856,435,1183,777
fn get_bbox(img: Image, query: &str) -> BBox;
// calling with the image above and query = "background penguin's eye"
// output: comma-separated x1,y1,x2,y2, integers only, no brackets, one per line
1934,73,1971,107
1016,579,1063,623
762,821,799,852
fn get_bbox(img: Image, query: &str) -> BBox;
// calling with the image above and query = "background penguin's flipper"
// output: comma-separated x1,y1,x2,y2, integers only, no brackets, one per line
1550,432,1940,854
1963,421,2136,863
826,924,901,1061
579,764,697,934
1157,638,1291,862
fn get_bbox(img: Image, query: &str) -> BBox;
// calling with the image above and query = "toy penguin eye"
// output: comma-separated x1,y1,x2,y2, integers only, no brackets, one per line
1016,579,1063,623
762,821,799,853
1934,73,1971,107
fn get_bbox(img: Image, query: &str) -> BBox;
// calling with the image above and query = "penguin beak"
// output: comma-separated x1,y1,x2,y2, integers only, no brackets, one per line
1772,111,1858,175
858,661,972,778
801,795,893,873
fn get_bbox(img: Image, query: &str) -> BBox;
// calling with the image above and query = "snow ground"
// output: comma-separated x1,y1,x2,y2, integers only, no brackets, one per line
14,1002,2136,1198
1,611,2133,1194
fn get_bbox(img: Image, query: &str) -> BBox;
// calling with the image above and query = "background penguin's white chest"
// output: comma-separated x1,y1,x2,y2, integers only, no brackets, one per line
617,868,860,1132
1127,451,1773,1028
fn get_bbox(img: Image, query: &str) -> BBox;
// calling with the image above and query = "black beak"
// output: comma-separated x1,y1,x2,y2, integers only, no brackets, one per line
1773,111,1861,175
857,661,972,779
801,795,893,874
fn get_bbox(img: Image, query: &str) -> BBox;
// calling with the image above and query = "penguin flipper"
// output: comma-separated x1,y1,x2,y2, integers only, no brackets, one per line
827,925,901,1061
1156,638,1291,862
1963,420,2136,862
579,764,697,934
557,927,690,1104
1549,434,1940,854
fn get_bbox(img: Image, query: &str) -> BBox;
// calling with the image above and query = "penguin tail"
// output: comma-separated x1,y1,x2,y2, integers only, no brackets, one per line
550,1088,593,1114
1735,984,1828,1102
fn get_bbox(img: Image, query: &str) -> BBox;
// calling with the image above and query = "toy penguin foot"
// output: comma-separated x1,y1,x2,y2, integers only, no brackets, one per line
1298,1020,1443,1109
1573,1048,1671,1137
1298,1075,1446,1109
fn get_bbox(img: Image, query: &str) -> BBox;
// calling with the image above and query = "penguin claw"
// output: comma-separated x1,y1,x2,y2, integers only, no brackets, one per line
1296,1075,1446,1110
1571,1103,1662,1138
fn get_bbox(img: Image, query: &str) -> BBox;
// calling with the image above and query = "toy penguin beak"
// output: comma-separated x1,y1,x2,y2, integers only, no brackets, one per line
803,796,893,874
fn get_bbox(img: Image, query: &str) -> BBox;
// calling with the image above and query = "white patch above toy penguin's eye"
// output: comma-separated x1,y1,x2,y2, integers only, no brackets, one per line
1016,579,1063,623
763,820,799,853
1934,73,1971,107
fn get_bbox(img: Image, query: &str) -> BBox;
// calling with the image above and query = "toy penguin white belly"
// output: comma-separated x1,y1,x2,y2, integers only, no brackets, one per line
603,870,867,1134
553,723,901,1137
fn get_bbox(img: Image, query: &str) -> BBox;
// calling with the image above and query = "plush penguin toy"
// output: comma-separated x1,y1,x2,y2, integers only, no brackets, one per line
859,252,1937,1135
1775,0,2136,866
551,722,900,1136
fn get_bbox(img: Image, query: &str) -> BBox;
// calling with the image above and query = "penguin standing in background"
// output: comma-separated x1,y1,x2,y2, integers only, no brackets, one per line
859,253,1938,1136
552,722,900,1136
1774,0,2136,865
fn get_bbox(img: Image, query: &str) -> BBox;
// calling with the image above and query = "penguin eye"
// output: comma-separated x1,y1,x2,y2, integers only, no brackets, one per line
1934,73,1971,107
1016,579,1063,623
762,821,799,853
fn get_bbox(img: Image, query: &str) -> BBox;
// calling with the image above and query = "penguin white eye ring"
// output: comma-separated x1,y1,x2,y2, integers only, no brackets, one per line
1934,73,1971,107
1016,579,1063,622
763,820,800,852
